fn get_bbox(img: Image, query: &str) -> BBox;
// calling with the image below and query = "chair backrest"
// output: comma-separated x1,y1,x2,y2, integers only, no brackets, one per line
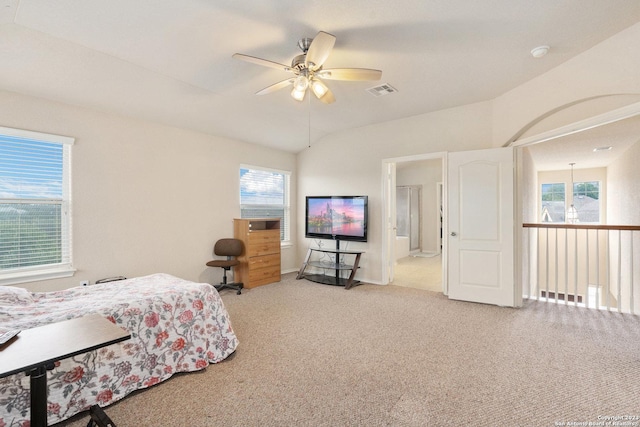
214,238,244,257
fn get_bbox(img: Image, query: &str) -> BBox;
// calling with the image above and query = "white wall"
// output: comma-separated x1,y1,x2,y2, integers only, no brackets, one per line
297,22,640,285
519,147,537,298
606,140,640,312
1,90,297,291
297,101,494,284
607,141,640,224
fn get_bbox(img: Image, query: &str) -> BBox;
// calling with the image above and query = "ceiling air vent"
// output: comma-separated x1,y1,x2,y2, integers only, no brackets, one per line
367,83,398,97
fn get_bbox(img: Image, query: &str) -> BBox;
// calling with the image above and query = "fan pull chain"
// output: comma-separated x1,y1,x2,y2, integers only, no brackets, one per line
308,91,311,148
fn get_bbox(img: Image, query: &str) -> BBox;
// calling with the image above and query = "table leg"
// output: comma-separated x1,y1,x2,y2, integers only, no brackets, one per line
345,253,362,290
88,404,117,427
28,365,49,427
296,249,313,279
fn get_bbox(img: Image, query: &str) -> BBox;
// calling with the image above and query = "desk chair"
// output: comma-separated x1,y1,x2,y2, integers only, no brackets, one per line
206,238,244,295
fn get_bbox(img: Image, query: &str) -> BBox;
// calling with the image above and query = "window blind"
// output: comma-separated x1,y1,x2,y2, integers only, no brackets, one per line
0,128,73,277
240,166,290,242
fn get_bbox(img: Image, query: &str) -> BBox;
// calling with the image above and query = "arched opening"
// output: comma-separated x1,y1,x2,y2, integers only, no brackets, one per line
510,96,640,314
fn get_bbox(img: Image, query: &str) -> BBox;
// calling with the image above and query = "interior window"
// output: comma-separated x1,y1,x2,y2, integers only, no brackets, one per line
239,165,290,243
0,127,75,285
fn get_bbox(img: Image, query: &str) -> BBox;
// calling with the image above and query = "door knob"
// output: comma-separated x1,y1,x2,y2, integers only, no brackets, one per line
450,232,457,237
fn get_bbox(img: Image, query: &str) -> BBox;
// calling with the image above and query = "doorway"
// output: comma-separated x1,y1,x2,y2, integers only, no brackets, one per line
382,153,445,293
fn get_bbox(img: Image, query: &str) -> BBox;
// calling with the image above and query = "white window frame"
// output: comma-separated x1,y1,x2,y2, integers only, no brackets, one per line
0,126,75,285
540,178,602,224
571,180,601,224
239,164,291,245
540,182,566,223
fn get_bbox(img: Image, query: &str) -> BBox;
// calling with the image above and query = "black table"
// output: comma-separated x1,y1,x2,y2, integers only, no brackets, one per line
0,314,131,427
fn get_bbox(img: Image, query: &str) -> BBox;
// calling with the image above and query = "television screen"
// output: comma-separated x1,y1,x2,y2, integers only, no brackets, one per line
305,196,368,242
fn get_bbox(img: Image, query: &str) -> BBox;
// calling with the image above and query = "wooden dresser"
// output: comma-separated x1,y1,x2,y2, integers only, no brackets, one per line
234,218,281,288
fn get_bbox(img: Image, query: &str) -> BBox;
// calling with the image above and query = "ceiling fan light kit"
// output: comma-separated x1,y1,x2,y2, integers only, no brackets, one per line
311,80,328,98
233,31,382,104
291,87,306,101
293,74,309,91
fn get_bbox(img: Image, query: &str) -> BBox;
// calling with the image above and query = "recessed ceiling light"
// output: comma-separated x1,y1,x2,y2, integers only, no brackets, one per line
593,146,613,152
531,45,550,58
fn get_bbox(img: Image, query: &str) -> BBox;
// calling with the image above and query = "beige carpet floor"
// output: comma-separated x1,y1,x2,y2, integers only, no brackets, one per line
55,273,640,427
393,254,442,292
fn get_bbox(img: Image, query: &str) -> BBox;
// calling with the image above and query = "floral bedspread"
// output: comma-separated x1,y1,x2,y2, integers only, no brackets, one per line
0,273,238,426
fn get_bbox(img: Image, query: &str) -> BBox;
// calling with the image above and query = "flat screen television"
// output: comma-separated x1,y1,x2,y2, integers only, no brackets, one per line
305,196,368,242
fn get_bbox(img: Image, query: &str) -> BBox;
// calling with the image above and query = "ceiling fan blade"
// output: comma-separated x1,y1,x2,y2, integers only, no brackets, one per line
317,87,336,104
233,53,291,72
316,68,382,81
255,79,294,95
305,31,336,71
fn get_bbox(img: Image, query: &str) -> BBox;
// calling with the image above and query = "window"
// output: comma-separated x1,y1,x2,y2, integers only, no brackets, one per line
240,165,290,243
0,127,74,285
572,181,600,223
541,180,601,224
540,183,565,222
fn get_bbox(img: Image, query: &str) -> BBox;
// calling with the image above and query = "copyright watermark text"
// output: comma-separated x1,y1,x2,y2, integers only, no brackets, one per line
554,415,640,427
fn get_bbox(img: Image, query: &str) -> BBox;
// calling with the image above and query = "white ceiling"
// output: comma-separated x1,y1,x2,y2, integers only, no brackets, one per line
527,114,640,172
1,0,639,153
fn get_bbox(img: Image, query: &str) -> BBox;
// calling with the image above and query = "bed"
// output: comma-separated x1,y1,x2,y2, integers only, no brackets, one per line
0,273,238,426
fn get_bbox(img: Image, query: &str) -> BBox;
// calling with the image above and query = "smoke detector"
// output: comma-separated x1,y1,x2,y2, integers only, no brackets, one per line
531,45,550,58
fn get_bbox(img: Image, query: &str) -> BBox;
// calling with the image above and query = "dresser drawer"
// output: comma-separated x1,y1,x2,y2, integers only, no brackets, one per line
247,253,280,269
247,233,280,257
247,265,281,287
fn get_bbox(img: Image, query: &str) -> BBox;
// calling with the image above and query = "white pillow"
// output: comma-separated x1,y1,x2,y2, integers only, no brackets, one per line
0,286,35,306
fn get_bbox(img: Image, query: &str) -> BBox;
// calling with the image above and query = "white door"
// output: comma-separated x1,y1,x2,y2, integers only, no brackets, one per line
447,147,515,306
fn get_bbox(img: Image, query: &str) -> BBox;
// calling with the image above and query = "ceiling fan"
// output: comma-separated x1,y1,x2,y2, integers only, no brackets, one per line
233,31,382,104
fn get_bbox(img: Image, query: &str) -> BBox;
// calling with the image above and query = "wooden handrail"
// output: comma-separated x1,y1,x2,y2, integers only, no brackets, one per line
523,223,640,231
